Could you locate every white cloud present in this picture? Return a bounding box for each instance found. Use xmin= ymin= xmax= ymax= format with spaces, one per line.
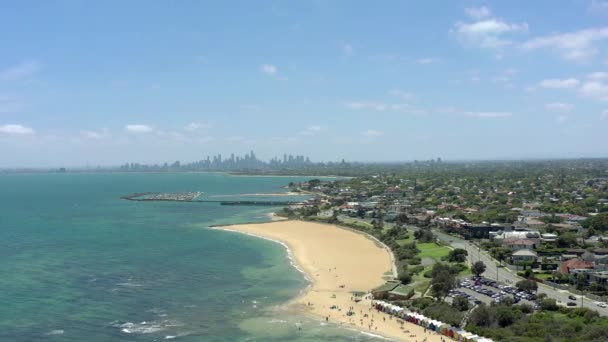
xmin=452 ymin=13 xmax=529 ymax=49
xmin=184 ymin=122 xmax=209 ymax=131
xmin=343 ymin=43 xmax=355 ymax=56
xmin=545 ymin=102 xmax=574 ymax=112
xmin=260 ymin=64 xmax=277 ymax=75
xmin=589 ymin=0 xmax=608 ymax=13
xmin=125 ymin=124 xmax=153 ymax=133
xmin=465 ymin=6 xmax=492 ymax=19
xmin=524 ymin=86 xmax=537 ymax=93
xmin=538 ymin=78 xmax=580 ymax=89
xmin=346 ymin=101 xmax=389 ymax=111
xmin=579 ymin=80 xmax=608 ymax=101
xmin=522 ymin=27 xmax=608 ymax=62
xmin=588 ymin=71 xmax=608 ymax=80
xmin=416 ymin=57 xmax=439 ymax=64
xmin=388 ymin=89 xmax=414 ymax=99
xmin=361 ymin=129 xmax=383 ymax=137
xmin=0 ymin=61 xmax=42 ymax=81
xmin=0 ymin=124 xmax=34 ymax=135
xmin=556 ymin=114 xmax=568 ymax=123
xmin=300 ymin=125 xmax=327 ymax=135
xmin=464 ymin=111 xmax=512 ymax=118
xmin=81 ymin=129 xmax=109 ymax=139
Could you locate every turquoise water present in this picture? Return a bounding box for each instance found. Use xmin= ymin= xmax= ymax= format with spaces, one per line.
xmin=0 ymin=173 xmax=379 ymax=341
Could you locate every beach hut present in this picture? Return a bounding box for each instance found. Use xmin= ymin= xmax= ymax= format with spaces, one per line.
xmin=460 ymin=332 xmax=474 ymax=342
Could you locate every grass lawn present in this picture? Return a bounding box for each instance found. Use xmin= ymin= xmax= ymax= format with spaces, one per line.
xmin=534 ymin=273 xmax=553 ymax=280
xmin=396 ymin=234 xmax=415 ymax=246
xmin=459 ymin=267 xmax=472 ymax=277
xmin=417 ymin=242 xmax=451 ymax=260
xmin=338 ymin=217 xmax=373 ymax=229
xmin=410 ymin=265 xmax=432 ymax=293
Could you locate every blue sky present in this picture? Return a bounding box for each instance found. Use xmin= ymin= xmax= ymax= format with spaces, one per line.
xmin=1 ymin=0 xmax=608 ymax=167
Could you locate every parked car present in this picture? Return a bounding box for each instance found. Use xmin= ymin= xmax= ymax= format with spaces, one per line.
xmin=597 ymin=302 xmax=607 ymax=308
xmin=567 ymin=302 xmax=577 ymax=306
xmin=568 ymin=295 xmax=577 ymax=300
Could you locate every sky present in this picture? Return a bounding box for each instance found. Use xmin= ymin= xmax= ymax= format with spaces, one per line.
xmin=1 ymin=0 xmax=608 ymax=167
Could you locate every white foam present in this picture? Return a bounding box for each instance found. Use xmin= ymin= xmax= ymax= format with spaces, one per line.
xmin=359 ymin=331 xmax=391 ymax=339
xmin=212 ymin=227 xmax=312 ymax=283
xmin=165 ymin=336 xmax=176 ymax=340
xmin=268 ymin=319 xmax=287 ymax=324
xmin=45 ymin=329 xmax=64 ymax=336
xmin=117 ymin=282 xmax=143 ymax=287
xmin=117 ymin=321 xmax=165 ymax=334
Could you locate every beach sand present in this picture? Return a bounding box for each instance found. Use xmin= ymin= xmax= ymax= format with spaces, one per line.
xmin=214 ymin=220 xmax=451 ymax=341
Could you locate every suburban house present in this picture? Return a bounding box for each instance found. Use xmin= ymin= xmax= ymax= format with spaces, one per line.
xmin=541 ymin=233 xmax=558 ymax=243
xmin=511 ymin=250 xmax=538 ymax=265
xmin=505 ymin=239 xmax=537 ymax=251
xmin=559 ymin=258 xmax=594 ymax=275
xmin=491 ymin=230 xmax=541 ymax=246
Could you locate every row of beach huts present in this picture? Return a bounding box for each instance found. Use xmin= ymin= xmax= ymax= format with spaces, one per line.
xmin=372 ymin=301 xmax=494 ymax=342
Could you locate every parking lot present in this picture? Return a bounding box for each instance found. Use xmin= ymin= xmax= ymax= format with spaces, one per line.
xmin=448 ymin=276 xmax=537 ymax=308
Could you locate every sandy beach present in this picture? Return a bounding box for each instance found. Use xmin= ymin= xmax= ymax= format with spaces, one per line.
xmin=214 ymin=220 xmax=451 ymax=341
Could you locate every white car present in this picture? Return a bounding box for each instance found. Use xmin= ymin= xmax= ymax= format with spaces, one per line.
xmin=597 ymin=302 xmax=608 ymax=308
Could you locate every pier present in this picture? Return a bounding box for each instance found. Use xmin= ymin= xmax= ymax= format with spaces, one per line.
xmin=121 ymin=192 xmax=300 ymax=206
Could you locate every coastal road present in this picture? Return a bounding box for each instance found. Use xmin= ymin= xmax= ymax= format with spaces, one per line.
xmin=407 ymin=226 xmax=608 ymax=316
xmin=337 ymin=219 xmax=608 ymax=315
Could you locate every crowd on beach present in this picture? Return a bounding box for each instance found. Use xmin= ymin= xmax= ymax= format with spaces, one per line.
xmin=302 ymin=294 xmax=447 ymax=342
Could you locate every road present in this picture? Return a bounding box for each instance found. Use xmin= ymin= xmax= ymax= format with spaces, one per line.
xmin=406 ymin=225 xmax=608 ymax=316
xmin=336 ymin=216 xmax=608 ymax=315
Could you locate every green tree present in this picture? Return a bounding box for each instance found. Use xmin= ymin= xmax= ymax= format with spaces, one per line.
xmin=582 ymin=213 xmax=608 ymax=232
xmin=430 ymin=263 xmax=457 ymax=301
xmin=495 ymin=306 xmax=516 ymax=327
xmin=557 ymin=232 xmax=578 ymax=248
xmin=472 ymin=261 xmax=487 ymax=277
xmin=538 ymin=298 xmax=559 ymax=311
xmin=516 ymin=279 xmax=538 ymax=293
xmin=446 ymin=248 xmax=468 ymax=263
xmin=469 ymin=304 xmax=494 ymax=327
xmin=398 ymin=272 xmax=412 ymax=285
xmin=452 ymin=296 xmax=470 ymax=311
xmin=492 ymin=247 xmax=512 ymax=265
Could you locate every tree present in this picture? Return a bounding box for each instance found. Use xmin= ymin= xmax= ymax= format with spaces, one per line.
xmin=469 ymin=304 xmax=493 ymax=327
xmin=575 ymin=273 xmax=587 ymax=290
xmin=492 ymin=247 xmax=512 ymax=265
xmin=516 ymin=279 xmax=538 ymax=293
xmin=398 ymin=272 xmax=412 ymax=285
xmin=447 ymin=248 xmax=468 ymax=263
xmin=472 ymin=261 xmax=487 ymax=277
xmin=557 ymin=232 xmax=578 ymax=248
xmin=495 ymin=306 xmax=516 ymax=327
xmin=414 ymin=227 xmax=436 ymax=242
xmin=538 ymin=298 xmax=559 ymax=311
xmin=582 ymin=213 xmax=608 ymax=232
xmin=551 ymin=271 xmax=564 ymax=283
xmin=430 ymin=263 xmax=457 ymax=301
xmin=452 ymin=296 xmax=470 ymax=311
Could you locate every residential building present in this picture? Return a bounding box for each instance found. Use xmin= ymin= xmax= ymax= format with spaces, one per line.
xmin=511 ymin=250 xmax=538 ymax=264
xmin=559 ymin=258 xmax=594 ymax=275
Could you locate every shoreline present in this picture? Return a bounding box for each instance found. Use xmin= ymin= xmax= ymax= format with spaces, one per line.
xmin=211 ymin=220 xmax=450 ymax=341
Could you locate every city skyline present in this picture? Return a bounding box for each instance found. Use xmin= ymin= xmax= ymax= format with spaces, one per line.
xmin=1 ymin=1 xmax=608 ymax=167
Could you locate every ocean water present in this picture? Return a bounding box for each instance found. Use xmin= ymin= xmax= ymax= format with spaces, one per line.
xmin=0 ymin=173 xmax=380 ymax=341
